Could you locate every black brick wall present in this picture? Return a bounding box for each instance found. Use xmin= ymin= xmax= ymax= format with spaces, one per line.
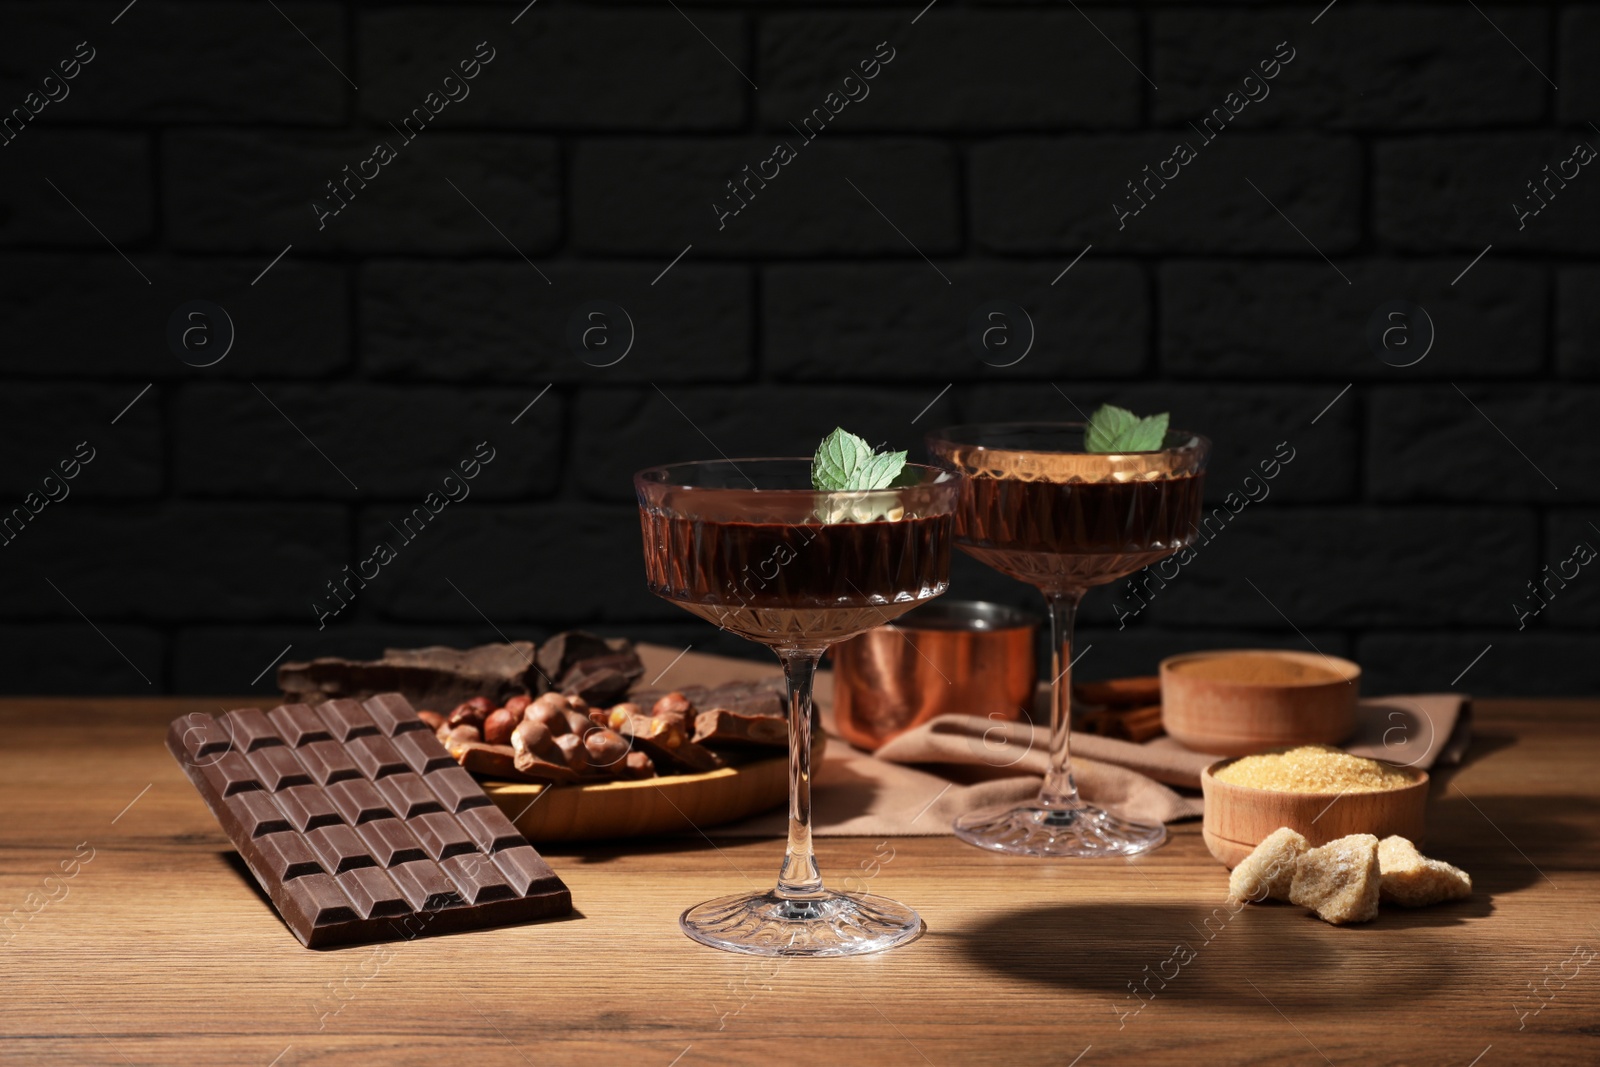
xmin=1 ymin=1 xmax=1595 ymax=697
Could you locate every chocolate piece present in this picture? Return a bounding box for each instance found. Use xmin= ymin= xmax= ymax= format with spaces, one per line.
xmin=493 ymin=846 xmax=564 ymax=897
xmin=375 ymin=773 xmax=445 ymax=820
xmin=274 ymin=784 xmax=343 ymax=833
xmin=560 ymin=666 xmax=633 ymax=707
xmin=693 ymin=708 xmax=787 ymax=748
xmin=316 ymin=699 xmax=381 ymax=743
xmin=324 ymin=779 xmax=395 ymax=825
xmin=410 ymin=812 xmax=477 ymax=862
xmin=612 ymin=713 xmax=725 ymax=774
xmin=391 ymin=730 xmax=455 ymax=776
xmin=631 ymin=678 xmax=786 ymax=721
xmin=200 ymin=751 xmax=262 ymax=797
xmin=535 ymin=631 xmax=615 ymax=682
xmin=336 ymin=866 xmax=411 ymax=920
xmin=348 ymin=734 xmax=408 ymax=780
xmin=297 ymin=740 xmax=362 ymax=787
xmin=224 ymin=791 xmax=293 ymax=839
xmin=277 ymin=642 xmax=545 ymax=713
xmin=357 ymin=819 xmax=428 ymax=868
xmin=306 ymin=824 xmax=377 ymax=873
xmin=424 ymin=766 xmax=492 ymax=814
xmin=172 ymin=712 xmax=233 ymax=763
xmin=246 ymin=746 xmax=314 ymax=792
xmin=388 ymin=859 xmax=463 ymax=912
xmin=511 ymin=747 xmax=582 ymax=784
xmin=362 ymin=693 xmax=429 ymax=737
xmin=456 ymin=805 xmax=522 ymax=854
xmin=166 ymin=694 xmax=571 ymax=949
xmin=441 ymin=853 xmax=518 ymax=905
xmin=221 ymin=708 xmax=284 ymax=752
xmin=268 ymin=704 xmax=333 ymax=747
xmin=447 ymin=740 xmax=520 ymax=781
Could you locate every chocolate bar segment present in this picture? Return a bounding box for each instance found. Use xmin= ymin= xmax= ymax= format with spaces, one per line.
xmin=348 ymin=734 xmax=408 ymax=780
xmin=173 ymin=712 xmax=234 ymax=763
xmin=316 ymin=699 xmax=381 ymax=742
xmin=166 ymin=695 xmax=570 ymax=949
xmin=220 ymin=708 xmax=284 ymax=752
xmin=200 ymin=751 xmax=262 ymax=797
xmin=268 ymin=704 xmax=333 ymax=747
xmin=325 ymin=778 xmax=395 ymax=826
xmin=391 ymin=730 xmax=455 ymax=776
xmin=375 ymin=773 xmax=445 ymax=820
xmin=273 ymin=784 xmax=342 ymax=833
xmin=362 ymin=693 xmax=430 ymax=737
xmin=297 ymin=740 xmax=362 ymax=787
xmin=424 ymin=766 xmax=493 ymax=814
xmin=246 ymin=746 xmax=314 ymax=792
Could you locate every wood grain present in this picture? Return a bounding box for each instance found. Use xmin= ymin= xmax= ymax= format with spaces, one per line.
xmin=2 ymin=696 xmax=1598 ymax=1066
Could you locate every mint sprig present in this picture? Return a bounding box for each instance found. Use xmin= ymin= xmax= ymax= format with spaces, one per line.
xmin=811 ymin=427 xmax=911 ymax=491
xmin=1085 ymin=404 xmax=1170 ymax=453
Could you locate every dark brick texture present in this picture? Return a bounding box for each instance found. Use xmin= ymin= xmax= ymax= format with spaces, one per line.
xmin=0 ymin=2 xmax=1594 ymax=696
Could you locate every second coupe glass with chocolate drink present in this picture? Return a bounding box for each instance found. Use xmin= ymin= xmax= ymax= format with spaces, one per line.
xmin=928 ymin=412 xmax=1209 ymax=858
xmin=637 ymin=429 xmax=958 ymax=955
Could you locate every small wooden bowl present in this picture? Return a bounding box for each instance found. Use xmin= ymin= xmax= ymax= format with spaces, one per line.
xmin=1200 ymin=757 xmax=1428 ymax=868
xmin=1160 ymin=649 xmax=1361 ymax=756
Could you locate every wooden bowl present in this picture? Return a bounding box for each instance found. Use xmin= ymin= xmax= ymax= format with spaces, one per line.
xmin=1160 ymin=649 xmax=1361 ymax=756
xmin=483 ymin=755 xmax=787 ymax=842
xmin=1200 ymin=757 xmax=1428 ymax=868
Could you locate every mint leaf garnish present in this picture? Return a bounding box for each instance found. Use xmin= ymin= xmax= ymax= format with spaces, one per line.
xmin=810 ymin=427 xmax=909 ymax=491
xmin=1085 ymin=404 xmax=1170 ymax=453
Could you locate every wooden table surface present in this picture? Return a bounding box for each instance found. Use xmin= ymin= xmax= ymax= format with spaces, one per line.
xmin=2 ymin=696 xmax=1597 ymax=1066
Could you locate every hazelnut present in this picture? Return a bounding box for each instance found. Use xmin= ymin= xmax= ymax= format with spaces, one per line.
xmin=623 ymin=750 xmax=656 ymax=779
xmin=528 ymin=692 xmax=569 ymax=721
xmin=563 ymin=694 xmax=591 ymax=714
xmin=416 ymin=709 xmax=446 ymax=731
xmin=447 ymin=701 xmax=490 ymax=729
xmin=527 ymin=701 xmax=572 ymax=735
xmin=447 ymin=724 xmax=481 ymax=745
xmin=466 ymin=696 xmax=494 ymax=713
xmin=584 ymin=728 xmax=630 ymax=769
xmin=554 ymin=732 xmax=590 ymax=773
xmin=564 ymin=709 xmax=593 ymax=736
xmin=652 ymin=692 xmax=694 ymax=718
xmin=504 ymin=694 xmax=533 ymax=716
xmin=482 ymin=709 xmax=517 ymax=746
xmin=511 ymin=719 xmax=559 ymax=761
xmin=606 ymin=702 xmax=644 ymax=730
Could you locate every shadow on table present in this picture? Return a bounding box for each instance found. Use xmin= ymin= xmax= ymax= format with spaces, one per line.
xmin=949 ymin=899 xmax=1484 ymax=1011
xmin=1420 ymin=791 xmax=1600 ymax=893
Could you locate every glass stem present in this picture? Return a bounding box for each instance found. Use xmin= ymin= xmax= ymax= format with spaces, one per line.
xmin=775 ymin=648 xmax=826 ymax=901
xmin=1038 ymin=588 xmax=1085 ymax=809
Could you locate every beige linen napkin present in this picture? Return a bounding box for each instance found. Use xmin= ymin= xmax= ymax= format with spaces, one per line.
xmin=719 ymin=694 xmax=1470 ymax=837
xmin=628 ymin=647 xmax=1470 ymax=838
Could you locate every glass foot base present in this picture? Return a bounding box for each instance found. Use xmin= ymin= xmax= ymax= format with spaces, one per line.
xmin=680 ymin=890 xmax=924 ymax=957
xmin=953 ymin=802 xmax=1167 ymax=858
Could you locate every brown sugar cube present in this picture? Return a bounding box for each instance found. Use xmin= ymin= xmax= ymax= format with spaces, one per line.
xmin=1288 ymin=833 xmax=1381 ymax=925
xmin=1227 ymin=827 xmax=1308 ymax=905
xmin=1377 ymin=836 xmax=1472 ymax=907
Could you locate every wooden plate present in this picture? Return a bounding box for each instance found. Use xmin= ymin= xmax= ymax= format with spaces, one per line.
xmin=482 ymin=756 xmax=787 ymax=842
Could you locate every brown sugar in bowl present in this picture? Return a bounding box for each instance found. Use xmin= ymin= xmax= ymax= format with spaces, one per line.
xmin=1200 ymin=753 xmax=1428 ymax=869
xmin=1159 ymin=649 xmax=1360 ymax=756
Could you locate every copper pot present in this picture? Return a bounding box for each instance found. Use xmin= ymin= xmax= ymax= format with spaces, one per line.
xmin=831 ymin=600 xmax=1038 ymax=751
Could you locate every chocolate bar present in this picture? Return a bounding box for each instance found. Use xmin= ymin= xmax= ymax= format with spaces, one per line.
xmin=167 ymin=694 xmax=571 ymax=948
